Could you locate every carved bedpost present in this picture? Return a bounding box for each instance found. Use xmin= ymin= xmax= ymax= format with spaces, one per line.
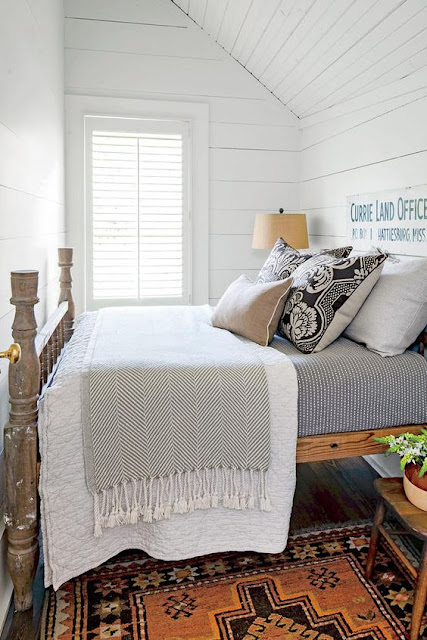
xmin=4 ymin=271 xmax=40 ymax=611
xmin=58 ymin=247 xmax=75 ymax=340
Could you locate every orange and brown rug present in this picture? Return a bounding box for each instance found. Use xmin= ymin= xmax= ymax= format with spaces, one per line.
xmin=41 ymin=523 xmax=425 ymax=639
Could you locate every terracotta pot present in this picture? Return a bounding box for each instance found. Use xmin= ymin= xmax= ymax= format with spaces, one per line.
xmin=403 ymin=464 xmax=427 ymax=511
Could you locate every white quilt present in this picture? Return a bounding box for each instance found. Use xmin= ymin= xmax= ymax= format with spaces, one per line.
xmin=39 ymin=306 xmax=298 ymax=589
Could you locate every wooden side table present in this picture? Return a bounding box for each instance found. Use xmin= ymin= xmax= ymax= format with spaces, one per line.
xmin=366 ymin=478 xmax=427 ymax=640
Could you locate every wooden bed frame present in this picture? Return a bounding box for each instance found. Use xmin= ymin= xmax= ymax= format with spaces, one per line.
xmin=2 ymin=247 xmax=426 ymax=611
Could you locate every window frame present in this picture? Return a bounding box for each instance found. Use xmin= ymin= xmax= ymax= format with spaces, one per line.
xmin=85 ymin=115 xmax=192 ymax=309
xmin=65 ymin=95 xmax=209 ymax=313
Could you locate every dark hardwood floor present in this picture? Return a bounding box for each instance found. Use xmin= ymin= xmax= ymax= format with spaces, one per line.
xmin=2 ymin=457 xmax=380 ymax=640
xmin=290 ymin=457 xmax=380 ymax=531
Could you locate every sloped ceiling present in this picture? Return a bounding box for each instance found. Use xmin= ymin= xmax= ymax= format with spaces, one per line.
xmin=172 ymin=0 xmax=427 ymax=119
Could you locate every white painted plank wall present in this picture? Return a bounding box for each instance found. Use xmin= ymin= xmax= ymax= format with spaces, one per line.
xmin=64 ymin=0 xmax=300 ymax=306
xmin=299 ymin=65 xmax=427 ymax=478
xmin=0 ymin=0 xmax=65 ymax=627
xmin=300 ymin=77 xmax=427 ymax=254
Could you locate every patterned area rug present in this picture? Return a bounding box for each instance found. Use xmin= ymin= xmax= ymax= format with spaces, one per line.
xmin=41 ymin=524 xmax=426 ymax=639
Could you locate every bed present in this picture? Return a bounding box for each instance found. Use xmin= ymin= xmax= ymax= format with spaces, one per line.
xmin=3 ymin=248 xmax=426 ymax=610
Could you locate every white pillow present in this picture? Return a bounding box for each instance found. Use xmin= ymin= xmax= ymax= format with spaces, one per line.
xmin=344 ymin=255 xmax=427 ymax=356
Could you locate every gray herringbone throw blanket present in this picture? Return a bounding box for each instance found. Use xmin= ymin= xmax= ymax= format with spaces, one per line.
xmin=82 ymin=306 xmax=271 ymax=536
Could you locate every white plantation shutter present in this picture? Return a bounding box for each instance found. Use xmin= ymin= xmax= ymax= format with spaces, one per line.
xmin=86 ymin=117 xmax=190 ymax=306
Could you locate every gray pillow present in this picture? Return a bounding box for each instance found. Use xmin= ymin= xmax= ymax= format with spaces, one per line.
xmin=278 ymin=252 xmax=388 ymax=353
xmin=256 ymin=238 xmax=352 ymax=284
xmin=344 ymin=255 xmax=427 ymax=356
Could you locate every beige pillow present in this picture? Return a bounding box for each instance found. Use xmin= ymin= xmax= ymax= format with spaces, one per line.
xmin=212 ymin=274 xmax=293 ymax=346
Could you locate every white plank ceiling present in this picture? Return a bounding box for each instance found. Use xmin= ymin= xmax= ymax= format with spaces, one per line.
xmin=172 ymin=0 xmax=427 ymax=119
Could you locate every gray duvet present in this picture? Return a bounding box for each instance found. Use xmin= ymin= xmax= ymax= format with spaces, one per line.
xmin=272 ymin=335 xmax=427 ymax=436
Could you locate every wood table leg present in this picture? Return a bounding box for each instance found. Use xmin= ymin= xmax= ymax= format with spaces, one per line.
xmin=365 ymin=498 xmax=386 ymax=579
xmin=410 ymin=542 xmax=427 ymax=640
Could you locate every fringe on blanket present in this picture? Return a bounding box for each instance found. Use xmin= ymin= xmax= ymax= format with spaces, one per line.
xmin=93 ymin=467 xmax=271 ymax=537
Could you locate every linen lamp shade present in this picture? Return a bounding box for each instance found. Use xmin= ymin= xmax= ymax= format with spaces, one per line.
xmin=252 ymin=212 xmax=309 ymax=249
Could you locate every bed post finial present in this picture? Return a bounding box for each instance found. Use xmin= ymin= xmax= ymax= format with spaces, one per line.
xmin=4 ymin=270 xmax=40 ymax=611
xmin=58 ymin=247 xmax=75 ymax=340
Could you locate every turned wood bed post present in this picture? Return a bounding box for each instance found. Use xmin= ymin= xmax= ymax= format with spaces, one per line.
xmin=4 ymin=271 xmax=40 ymax=611
xmin=58 ymin=247 xmax=75 ymax=339
xmin=4 ymin=249 xmax=75 ymax=611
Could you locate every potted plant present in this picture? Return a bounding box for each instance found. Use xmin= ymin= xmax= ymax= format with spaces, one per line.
xmin=374 ymin=430 xmax=427 ymax=511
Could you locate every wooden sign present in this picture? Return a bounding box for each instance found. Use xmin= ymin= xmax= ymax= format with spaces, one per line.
xmin=346 ymin=187 xmax=427 ymax=256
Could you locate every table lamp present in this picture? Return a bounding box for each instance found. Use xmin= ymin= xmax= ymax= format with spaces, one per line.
xmin=252 ymin=209 xmax=308 ymax=249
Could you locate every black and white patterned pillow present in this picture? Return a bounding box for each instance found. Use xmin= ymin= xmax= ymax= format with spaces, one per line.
xmin=278 ymin=252 xmax=388 ymax=353
xmin=256 ymin=238 xmax=352 ymax=284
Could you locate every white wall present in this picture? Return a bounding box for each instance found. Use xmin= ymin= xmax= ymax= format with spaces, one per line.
xmin=299 ymin=74 xmax=427 ymax=251
xmin=299 ymin=69 xmax=427 ymax=477
xmin=64 ymin=0 xmax=299 ymax=305
xmin=0 ymin=0 xmax=65 ymax=625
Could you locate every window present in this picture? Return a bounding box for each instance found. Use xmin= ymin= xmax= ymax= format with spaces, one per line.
xmin=85 ymin=116 xmax=191 ymax=306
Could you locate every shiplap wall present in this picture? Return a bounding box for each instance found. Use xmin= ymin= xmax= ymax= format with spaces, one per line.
xmin=299 ymin=62 xmax=427 ymax=478
xmin=300 ymin=70 xmax=427 ymax=252
xmin=64 ymin=0 xmax=299 ymax=306
xmin=0 ymin=0 xmax=65 ymax=625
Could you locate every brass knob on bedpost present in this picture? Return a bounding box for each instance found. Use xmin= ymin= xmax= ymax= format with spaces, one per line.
xmin=0 ymin=343 xmax=21 ymax=364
